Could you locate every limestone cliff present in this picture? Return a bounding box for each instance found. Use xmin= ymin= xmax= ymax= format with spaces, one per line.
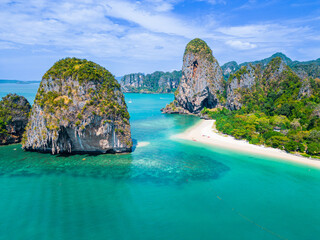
xmin=22 ymin=58 xmax=132 ymax=154
xmin=120 ymin=71 xmax=181 ymax=93
xmin=225 ymin=57 xmax=298 ymax=111
xmin=0 ymin=94 xmax=31 ymax=145
xmin=226 ymin=65 xmax=260 ymax=110
xmin=221 ymin=61 xmax=239 ymax=80
xmin=162 ymin=38 xmax=224 ymax=114
xmin=120 ymin=73 xmax=145 ymax=92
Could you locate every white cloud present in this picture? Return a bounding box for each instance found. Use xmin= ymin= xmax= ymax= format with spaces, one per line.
xmin=102 ymin=0 xmax=204 ymax=38
xmin=226 ymin=40 xmax=257 ymax=50
xmin=0 ymin=0 xmax=319 ymax=78
xmin=196 ymin=0 xmax=226 ymax=5
xmin=0 ymin=41 xmax=17 ymax=50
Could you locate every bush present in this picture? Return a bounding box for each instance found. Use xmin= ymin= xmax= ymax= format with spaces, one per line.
xmin=263 ymin=131 xmax=283 ymax=140
xmin=284 ymin=140 xmax=298 ymax=152
xmin=267 ymin=135 xmax=289 ymax=149
xmin=307 ymin=142 xmax=320 ymax=155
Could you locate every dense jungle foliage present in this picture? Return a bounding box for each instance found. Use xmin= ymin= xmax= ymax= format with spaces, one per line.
xmin=203 ymin=57 xmax=320 ymax=157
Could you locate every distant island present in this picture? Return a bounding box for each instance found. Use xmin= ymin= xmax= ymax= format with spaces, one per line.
xmin=22 ymin=57 xmax=132 ymax=154
xmin=120 ymin=71 xmax=182 ymax=93
xmin=0 ymin=79 xmax=40 ymax=84
xmin=162 ymin=38 xmax=320 ymax=160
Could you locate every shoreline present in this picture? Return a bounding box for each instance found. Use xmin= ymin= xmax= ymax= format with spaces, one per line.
xmin=173 ymin=119 xmax=320 ymax=169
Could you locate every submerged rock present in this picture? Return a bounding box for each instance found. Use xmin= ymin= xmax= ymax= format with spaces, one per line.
xmin=162 ymin=38 xmax=224 ymax=114
xmin=22 ymin=58 xmax=132 ymax=154
xmin=0 ymin=94 xmax=31 ymax=145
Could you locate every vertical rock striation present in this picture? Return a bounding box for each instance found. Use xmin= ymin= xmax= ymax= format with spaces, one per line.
xmin=162 ymin=38 xmax=224 ymax=114
xmin=226 ymin=65 xmax=260 ymax=110
xmin=22 ymin=58 xmax=132 ymax=154
xmin=0 ymin=94 xmax=31 ymax=145
xmin=120 ymin=71 xmax=181 ymax=93
xmin=120 ymin=73 xmax=145 ymax=92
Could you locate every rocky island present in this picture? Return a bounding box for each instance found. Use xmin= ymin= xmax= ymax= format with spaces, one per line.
xmin=22 ymin=58 xmax=132 ymax=154
xmin=120 ymin=70 xmax=181 ymax=93
xmin=160 ymin=38 xmax=319 ymax=158
xmin=162 ymin=38 xmax=225 ymax=114
xmin=0 ymin=94 xmax=31 ymax=145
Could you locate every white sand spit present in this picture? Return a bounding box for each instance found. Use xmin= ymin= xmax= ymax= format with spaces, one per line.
xmin=172 ymin=120 xmax=320 ymax=169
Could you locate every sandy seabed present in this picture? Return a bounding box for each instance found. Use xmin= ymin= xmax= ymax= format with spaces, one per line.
xmin=173 ymin=119 xmax=320 ymax=169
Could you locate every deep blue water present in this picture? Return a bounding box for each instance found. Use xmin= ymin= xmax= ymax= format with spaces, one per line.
xmin=0 ymin=84 xmax=320 ymax=240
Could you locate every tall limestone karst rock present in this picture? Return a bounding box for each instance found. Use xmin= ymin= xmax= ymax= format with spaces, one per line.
xmin=23 ymin=58 xmax=132 ymax=154
xmin=0 ymin=94 xmax=31 ymax=145
xmin=162 ymin=38 xmax=224 ymax=114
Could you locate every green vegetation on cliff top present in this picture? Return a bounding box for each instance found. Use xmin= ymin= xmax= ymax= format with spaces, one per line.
xmin=222 ymin=52 xmax=320 ymax=80
xmin=203 ymin=57 xmax=320 ymax=157
xmin=184 ymin=38 xmax=214 ymax=62
xmin=43 ymin=57 xmax=120 ymax=86
xmin=32 ymin=58 xmax=129 ymax=134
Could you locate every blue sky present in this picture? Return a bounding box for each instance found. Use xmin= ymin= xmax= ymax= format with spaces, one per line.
xmin=0 ymin=0 xmax=320 ymax=80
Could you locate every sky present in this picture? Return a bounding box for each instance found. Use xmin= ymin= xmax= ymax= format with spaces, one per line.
xmin=0 ymin=0 xmax=320 ymax=80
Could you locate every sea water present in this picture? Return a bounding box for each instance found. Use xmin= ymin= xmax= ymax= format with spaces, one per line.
xmin=0 ymin=83 xmax=320 ymax=240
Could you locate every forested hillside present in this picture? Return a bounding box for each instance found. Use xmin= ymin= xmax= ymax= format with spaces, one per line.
xmin=203 ymin=57 xmax=320 ymax=157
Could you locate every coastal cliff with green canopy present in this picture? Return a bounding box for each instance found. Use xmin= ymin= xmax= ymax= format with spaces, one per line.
xmin=23 ymin=57 xmax=132 ymax=154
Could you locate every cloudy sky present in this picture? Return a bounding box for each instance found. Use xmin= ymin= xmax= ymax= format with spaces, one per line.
xmin=1 ymin=0 xmax=320 ymax=80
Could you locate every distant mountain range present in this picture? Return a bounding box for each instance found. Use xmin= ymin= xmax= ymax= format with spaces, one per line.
xmin=221 ymin=52 xmax=320 ymax=80
xmin=120 ymin=53 xmax=320 ymax=93
xmin=0 ymin=80 xmax=40 ymax=84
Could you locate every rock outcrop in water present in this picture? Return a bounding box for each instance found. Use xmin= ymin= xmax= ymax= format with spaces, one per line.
xmin=0 ymin=94 xmax=31 ymax=145
xmin=22 ymin=58 xmax=132 ymax=154
xmin=162 ymin=38 xmax=224 ymax=114
xmin=120 ymin=70 xmax=181 ymax=93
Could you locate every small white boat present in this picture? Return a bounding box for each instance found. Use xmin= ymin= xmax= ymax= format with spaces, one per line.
xmin=128 ymin=99 xmax=132 ymax=103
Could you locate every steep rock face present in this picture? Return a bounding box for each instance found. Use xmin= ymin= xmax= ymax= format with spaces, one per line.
xmin=226 ymin=65 xmax=259 ymax=110
xmin=224 ymin=57 xmax=299 ymax=112
xmin=221 ymin=61 xmax=239 ymax=80
xmin=157 ymin=73 xmax=180 ymax=93
xmin=120 ymin=71 xmax=181 ymax=93
xmin=299 ymin=78 xmax=313 ymax=98
xmin=22 ymin=58 xmax=132 ymax=154
xmin=0 ymin=94 xmax=31 ymax=145
xmin=163 ymin=38 xmax=224 ymax=114
xmin=120 ymin=73 xmax=145 ymax=92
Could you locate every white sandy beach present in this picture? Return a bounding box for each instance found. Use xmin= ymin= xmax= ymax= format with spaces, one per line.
xmin=173 ymin=119 xmax=320 ymax=169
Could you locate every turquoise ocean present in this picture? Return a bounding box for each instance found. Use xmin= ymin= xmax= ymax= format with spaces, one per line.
xmin=0 ymin=83 xmax=320 ymax=240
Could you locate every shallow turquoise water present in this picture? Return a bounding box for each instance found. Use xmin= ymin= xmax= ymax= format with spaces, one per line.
xmin=0 ymin=86 xmax=320 ymax=240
